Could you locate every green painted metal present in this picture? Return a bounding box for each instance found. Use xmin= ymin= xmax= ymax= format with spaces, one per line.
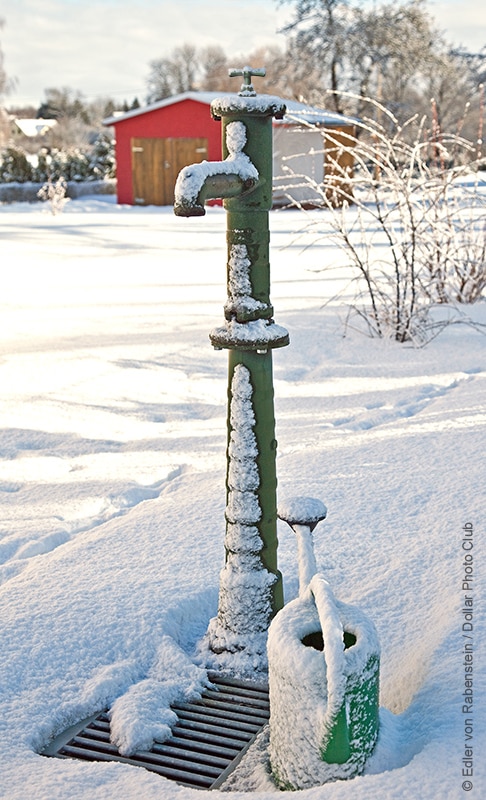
xmin=227 ymin=349 xmax=284 ymax=613
xmin=320 ymin=653 xmax=380 ymax=767
xmin=227 ymin=66 xmax=266 ymax=96
xmin=174 ymin=69 xmax=288 ymax=642
xmin=321 ymin=704 xmax=351 ymax=764
xmin=214 ymin=88 xmax=289 ymax=619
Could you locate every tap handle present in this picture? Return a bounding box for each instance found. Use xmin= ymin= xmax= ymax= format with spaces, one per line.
xmin=228 ymin=65 xmax=266 ymax=96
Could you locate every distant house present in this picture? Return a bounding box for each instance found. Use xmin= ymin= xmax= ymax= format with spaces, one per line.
xmin=103 ymin=92 xmax=356 ymax=208
xmin=13 ymin=118 xmax=58 ymax=137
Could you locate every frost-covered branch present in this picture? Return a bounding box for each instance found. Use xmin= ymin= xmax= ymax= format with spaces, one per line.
xmin=276 ymin=96 xmax=486 ymax=343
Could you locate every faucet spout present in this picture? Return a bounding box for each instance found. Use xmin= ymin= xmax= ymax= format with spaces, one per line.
xmin=173 ymin=120 xmax=259 ymax=217
xmin=174 ymin=164 xmax=257 ymax=217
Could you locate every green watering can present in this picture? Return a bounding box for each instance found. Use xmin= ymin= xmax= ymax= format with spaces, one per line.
xmin=267 ymin=497 xmax=380 ymax=789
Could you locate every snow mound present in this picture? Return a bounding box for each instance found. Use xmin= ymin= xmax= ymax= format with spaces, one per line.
xmin=109 ymin=635 xmax=210 ymax=755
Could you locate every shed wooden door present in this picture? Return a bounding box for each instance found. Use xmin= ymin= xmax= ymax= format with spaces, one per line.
xmin=131 ymin=137 xmax=208 ymax=206
xmin=324 ymin=126 xmax=355 ymax=206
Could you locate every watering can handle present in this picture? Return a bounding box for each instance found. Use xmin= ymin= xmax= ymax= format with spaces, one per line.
xmin=308 ymin=575 xmax=348 ymax=734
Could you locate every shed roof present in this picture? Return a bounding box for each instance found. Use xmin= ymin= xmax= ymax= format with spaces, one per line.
xmin=103 ymin=92 xmax=357 ymax=128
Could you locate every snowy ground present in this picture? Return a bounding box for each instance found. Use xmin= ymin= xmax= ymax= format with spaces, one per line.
xmin=0 ymin=195 xmax=484 ymax=799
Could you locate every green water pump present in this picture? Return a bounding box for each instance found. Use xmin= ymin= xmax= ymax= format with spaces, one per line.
xmin=174 ymin=68 xmax=288 ymax=668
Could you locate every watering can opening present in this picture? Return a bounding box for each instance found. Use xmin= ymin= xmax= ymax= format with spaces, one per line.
xmin=301 ymin=629 xmax=357 ymax=652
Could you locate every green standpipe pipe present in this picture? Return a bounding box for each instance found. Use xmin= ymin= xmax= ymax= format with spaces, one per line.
xmin=226 ymin=348 xmax=284 ymax=612
xmin=174 ymin=68 xmax=288 ymax=664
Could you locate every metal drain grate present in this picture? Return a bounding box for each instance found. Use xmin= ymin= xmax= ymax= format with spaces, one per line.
xmin=42 ymin=672 xmax=269 ymax=789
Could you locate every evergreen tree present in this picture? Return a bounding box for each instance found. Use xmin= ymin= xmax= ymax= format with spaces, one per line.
xmin=37 ymin=87 xmax=87 ymax=121
xmin=0 ymin=146 xmax=33 ymax=182
xmin=32 ymin=150 xmax=50 ymax=182
xmin=89 ymin=133 xmax=116 ymax=180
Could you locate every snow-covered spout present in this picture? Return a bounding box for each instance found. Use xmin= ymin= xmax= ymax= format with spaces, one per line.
xmin=277 ymin=495 xmax=327 ymax=596
xmin=293 ymin=524 xmax=318 ymax=595
xmin=174 ymin=121 xmax=259 ymax=217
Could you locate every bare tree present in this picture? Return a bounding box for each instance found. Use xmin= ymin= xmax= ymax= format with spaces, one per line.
xmin=146 ymin=43 xmax=199 ymax=102
xmin=424 ymin=48 xmax=486 ymax=143
xmin=0 ymin=18 xmax=12 ymax=99
xmin=146 ymin=42 xmax=293 ymax=99
xmin=346 ymin=1 xmax=441 ymax=117
xmin=38 ymin=87 xmax=90 ymax=122
xmin=200 ymin=45 xmax=232 ymax=92
xmin=0 ymin=18 xmax=17 ymax=146
xmin=233 ymin=43 xmax=303 ymax=98
xmin=145 ymin=40 xmax=310 ymax=103
xmin=278 ymin=0 xmax=484 ymax=131
xmin=28 ymin=87 xmax=121 ymax=151
xmin=278 ymin=0 xmax=355 ymax=113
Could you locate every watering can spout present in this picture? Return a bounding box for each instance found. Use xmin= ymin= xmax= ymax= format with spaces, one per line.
xmin=277 ymin=496 xmax=328 ymax=595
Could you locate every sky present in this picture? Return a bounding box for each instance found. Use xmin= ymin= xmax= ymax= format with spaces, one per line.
xmin=1 ymin=0 xmax=485 ymax=110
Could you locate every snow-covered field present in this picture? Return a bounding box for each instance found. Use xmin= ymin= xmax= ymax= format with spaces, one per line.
xmin=0 ymin=195 xmax=484 ymax=799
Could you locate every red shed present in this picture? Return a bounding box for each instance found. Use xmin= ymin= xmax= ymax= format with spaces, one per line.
xmin=103 ymin=92 xmax=356 ymax=207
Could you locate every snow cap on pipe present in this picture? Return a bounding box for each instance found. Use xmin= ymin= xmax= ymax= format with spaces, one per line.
xmin=278 ymin=496 xmax=328 ymax=532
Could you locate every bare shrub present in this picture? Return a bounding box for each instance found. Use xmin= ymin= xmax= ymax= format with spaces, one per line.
xmin=37 ymin=176 xmax=69 ymax=215
xmin=278 ymin=97 xmax=486 ymax=343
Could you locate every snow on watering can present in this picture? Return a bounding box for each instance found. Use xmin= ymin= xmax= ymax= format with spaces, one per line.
xmin=267 ymin=497 xmax=380 ymax=790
